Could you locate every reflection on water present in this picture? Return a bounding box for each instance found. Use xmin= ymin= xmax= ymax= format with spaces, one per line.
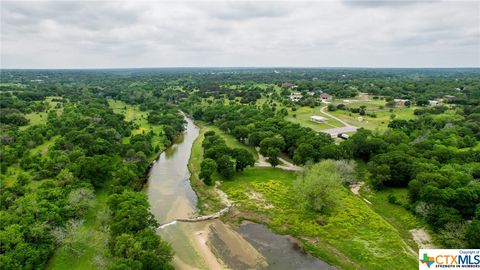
xmin=235 ymin=221 xmax=333 ymax=270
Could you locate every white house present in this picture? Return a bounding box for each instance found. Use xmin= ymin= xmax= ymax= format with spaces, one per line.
xmin=310 ymin=115 xmax=327 ymax=123
xmin=393 ymin=99 xmax=409 ymax=106
xmin=290 ymin=92 xmax=303 ymax=102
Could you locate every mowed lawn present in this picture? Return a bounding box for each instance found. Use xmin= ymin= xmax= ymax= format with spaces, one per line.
xmin=221 ymin=167 xmax=418 ymax=270
xmin=284 ymin=106 xmax=344 ymax=131
xmin=328 ymin=98 xmax=418 ymax=131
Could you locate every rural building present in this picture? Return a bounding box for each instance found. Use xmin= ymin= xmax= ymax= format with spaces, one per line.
xmin=338 ymin=133 xmax=349 ymax=140
xmin=282 ymin=82 xmax=298 ymax=89
xmin=310 ymin=115 xmax=327 ymax=123
xmin=443 ymin=95 xmax=456 ymax=101
xmin=393 ymin=99 xmax=409 ymax=106
xmin=319 ymin=93 xmax=331 ymax=101
xmin=429 ymin=100 xmax=439 ymax=106
xmin=290 ymin=92 xmax=303 ymax=102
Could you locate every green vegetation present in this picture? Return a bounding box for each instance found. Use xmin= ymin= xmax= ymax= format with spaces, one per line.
xmin=221 ymin=166 xmax=417 ymax=269
xmin=360 ymin=187 xmax=425 ymax=249
xmin=47 ymin=188 xmax=109 ymax=270
xmin=108 ymin=99 xmax=166 ymax=151
xmin=328 ymin=98 xmax=418 ymax=130
xmin=1 ymin=68 xmax=479 ymax=269
xmin=188 ymin=124 xmax=226 ymax=214
xmin=1 ymin=81 xmax=183 ymax=269
xmin=285 ymin=106 xmax=344 ymax=131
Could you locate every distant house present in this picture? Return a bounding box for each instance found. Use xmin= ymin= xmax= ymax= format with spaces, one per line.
xmin=310 ymin=115 xmax=327 ymax=123
xmin=282 ymin=83 xmax=298 ymax=89
xmin=337 ymin=133 xmax=349 ymax=140
xmin=429 ymin=100 xmax=439 ymax=106
xmin=289 ymin=92 xmax=303 ymax=102
xmin=393 ymin=99 xmax=409 ymax=106
xmin=443 ymin=95 xmax=456 ymax=101
xmin=319 ymin=93 xmax=331 ymax=101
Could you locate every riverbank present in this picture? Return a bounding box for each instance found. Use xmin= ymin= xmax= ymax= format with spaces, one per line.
xmin=220 ymin=167 xmax=418 ymax=269
xmin=188 ymin=122 xmax=227 ymax=214
xmin=187 ymin=120 xmax=420 ymax=269
xmin=47 ymin=108 xmax=177 ymax=270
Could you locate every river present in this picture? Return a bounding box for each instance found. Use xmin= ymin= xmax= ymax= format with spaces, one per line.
xmin=145 ymin=117 xmax=331 ymax=269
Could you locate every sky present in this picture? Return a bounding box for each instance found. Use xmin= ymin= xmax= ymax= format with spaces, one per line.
xmin=1 ymin=0 xmax=479 ymax=68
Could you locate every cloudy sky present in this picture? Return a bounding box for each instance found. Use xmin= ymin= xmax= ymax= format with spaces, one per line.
xmin=1 ymin=0 xmax=479 ymax=68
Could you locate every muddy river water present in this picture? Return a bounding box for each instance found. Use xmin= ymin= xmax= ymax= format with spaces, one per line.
xmin=145 ymin=117 xmax=331 ymax=269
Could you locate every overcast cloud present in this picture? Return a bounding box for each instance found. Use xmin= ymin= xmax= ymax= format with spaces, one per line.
xmin=1 ymin=0 xmax=479 ymax=68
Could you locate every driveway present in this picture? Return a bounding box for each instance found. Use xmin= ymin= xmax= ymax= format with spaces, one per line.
xmin=319 ymin=106 xmax=358 ymax=137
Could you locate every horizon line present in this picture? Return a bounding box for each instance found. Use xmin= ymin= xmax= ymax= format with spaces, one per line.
xmin=1 ymin=66 xmax=479 ymax=70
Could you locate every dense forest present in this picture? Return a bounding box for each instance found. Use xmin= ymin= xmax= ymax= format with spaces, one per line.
xmin=1 ymin=68 xmax=479 ymax=269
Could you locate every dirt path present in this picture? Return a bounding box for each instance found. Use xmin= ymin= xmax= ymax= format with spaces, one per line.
xmin=255 ymin=148 xmax=302 ymax=171
xmin=410 ymin=228 xmax=436 ymax=249
xmin=319 ymin=106 xmax=358 ymax=137
xmin=350 ymin=181 xmax=364 ymax=195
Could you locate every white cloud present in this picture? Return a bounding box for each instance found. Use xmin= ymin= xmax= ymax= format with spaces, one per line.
xmin=1 ymin=0 xmax=479 ymax=68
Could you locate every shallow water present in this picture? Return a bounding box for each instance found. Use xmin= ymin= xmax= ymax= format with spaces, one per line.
xmin=235 ymin=221 xmax=333 ymax=270
xmin=146 ymin=117 xmax=330 ymax=269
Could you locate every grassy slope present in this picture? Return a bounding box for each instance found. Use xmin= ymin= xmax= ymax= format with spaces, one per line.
xmin=360 ymin=187 xmax=425 ymax=249
xmin=221 ymin=168 xmax=418 ymax=270
xmin=187 ymin=120 xmax=419 ymax=269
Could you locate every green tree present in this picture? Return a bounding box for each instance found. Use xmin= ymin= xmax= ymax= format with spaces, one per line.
xmin=466 ymin=220 xmax=480 ymax=248
xmin=216 ymin=155 xmax=235 ymax=179
xmin=200 ymin=158 xmax=217 ymax=185
xmin=232 ymin=148 xmax=254 ymax=171
xmin=293 ymin=160 xmax=342 ymax=213
xmin=293 ymin=143 xmax=315 ymax=165
xmin=267 ymin=147 xmax=280 ymax=167
xmin=259 ymin=135 xmax=285 ymax=156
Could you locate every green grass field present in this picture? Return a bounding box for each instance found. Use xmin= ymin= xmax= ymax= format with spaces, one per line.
xmin=220 ymin=167 xmax=418 ymax=269
xmin=187 ymin=119 xmax=420 ymax=269
xmin=30 ymin=135 xmax=59 ymax=156
xmin=0 ymin=83 xmax=26 ymax=88
xmin=284 ymin=106 xmax=344 ymax=131
xmin=328 ymin=98 xmax=418 ymax=131
xmin=108 ymin=99 xmax=166 ymax=157
xmin=360 ymin=186 xmax=426 ymax=249
xmin=20 ymin=96 xmax=63 ymax=130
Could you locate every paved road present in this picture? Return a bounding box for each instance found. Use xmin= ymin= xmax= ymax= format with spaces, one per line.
xmin=319 ymin=106 xmax=358 ymax=137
